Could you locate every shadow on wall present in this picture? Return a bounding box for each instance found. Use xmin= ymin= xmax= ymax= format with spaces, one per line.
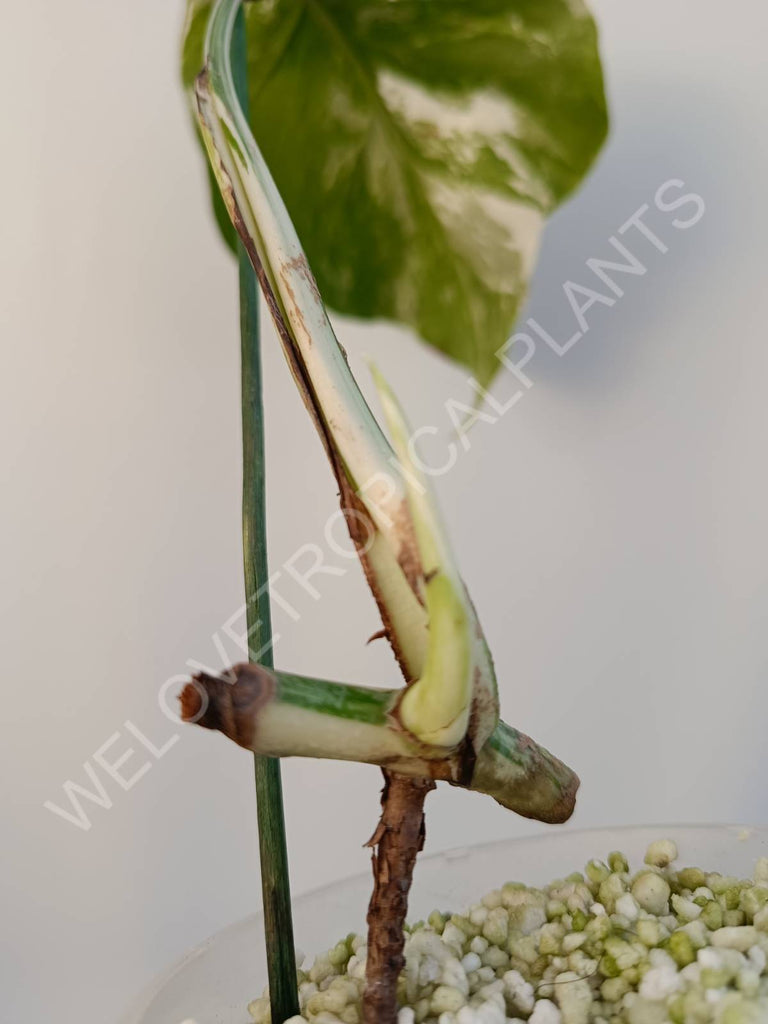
xmin=518 ymin=73 xmax=739 ymax=398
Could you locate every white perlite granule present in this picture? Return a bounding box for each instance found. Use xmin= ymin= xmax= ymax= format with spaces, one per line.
xmin=248 ymin=844 xmax=768 ymax=1024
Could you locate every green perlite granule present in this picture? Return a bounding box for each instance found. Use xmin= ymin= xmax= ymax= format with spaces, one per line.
xmin=248 ymin=841 xmax=768 ymax=1024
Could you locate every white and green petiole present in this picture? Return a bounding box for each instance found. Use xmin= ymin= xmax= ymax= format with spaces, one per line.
xmin=195 ymin=0 xmax=427 ymax=685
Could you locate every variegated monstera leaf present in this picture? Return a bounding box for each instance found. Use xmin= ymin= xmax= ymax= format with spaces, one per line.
xmin=182 ymin=0 xmax=608 ymax=387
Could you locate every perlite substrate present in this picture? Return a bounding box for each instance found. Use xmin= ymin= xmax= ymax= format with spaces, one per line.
xmin=248 ymin=840 xmax=768 ymax=1024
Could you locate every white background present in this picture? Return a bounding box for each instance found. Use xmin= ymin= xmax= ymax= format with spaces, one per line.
xmin=2 ymin=1 xmax=767 ymax=1021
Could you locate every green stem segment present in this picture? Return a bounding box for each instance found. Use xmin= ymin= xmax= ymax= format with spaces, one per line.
xmin=234 ymin=10 xmax=299 ymax=1022
xmin=180 ymin=664 xmax=579 ymax=825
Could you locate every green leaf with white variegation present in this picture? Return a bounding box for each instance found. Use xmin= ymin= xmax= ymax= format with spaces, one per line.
xmin=182 ymin=0 xmax=607 ymax=386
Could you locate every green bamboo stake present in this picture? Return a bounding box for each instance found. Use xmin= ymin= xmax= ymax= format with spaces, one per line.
xmin=233 ymin=9 xmax=299 ymax=1021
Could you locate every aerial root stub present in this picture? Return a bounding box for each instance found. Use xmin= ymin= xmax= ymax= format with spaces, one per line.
xmin=179 ymin=663 xmax=275 ymax=749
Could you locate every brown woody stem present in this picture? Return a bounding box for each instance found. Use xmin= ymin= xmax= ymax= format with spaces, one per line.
xmin=363 ymin=772 xmax=435 ymax=1024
